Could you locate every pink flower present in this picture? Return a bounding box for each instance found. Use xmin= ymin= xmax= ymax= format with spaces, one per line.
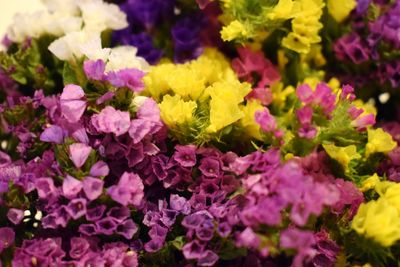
xmin=69 ymin=143 xmax=92 ymax=169
xmin=60 ymin=84 xmax=87 ymax=123
xmin=91 ymin=106 xmax=131 ymax=136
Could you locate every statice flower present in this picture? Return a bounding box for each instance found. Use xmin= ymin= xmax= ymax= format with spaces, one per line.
xmin=91 ymin=106 xmax=131 ymax=136
xmin=107 ymin=172 xmax=144 ymax=207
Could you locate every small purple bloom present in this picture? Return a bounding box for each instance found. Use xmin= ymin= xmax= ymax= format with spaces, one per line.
xmin=107 ymin=207 xmax=131 ymax=222
xmin=69 ymin=237 xmax=90 ymax=259
xmin=198 ymin=250 xmax=219 ymax=267
xmin=255 ymin=108 xmax=277 ymax=132
xmin=66 ymin=198 xmax=87 ymax=220
xmin=106 ymin=68 xmax=146 ymax=92
xmin=62 ymin=175 xmax=83 ymax=199
xmin=86 ymin=205 xmax=107 ymax=221
xmin=40 ymin=125 xmax=65 ymax=144
xmin=199 ymin=158 xmax=220 ymax=177
xmin=83 ymin=176 xmax=104 ymax=201
xmin=35 ymin=178 xmax=57 ymax=199
xmin=116 ymin=219 xmax=138 ymax=239
xmin=107 ymin=172 xmax=144 ymax=207
xmin=0 ymin=227 xmax=15 ymax=253
xmin=170 ymin=194 xmax=191 ymax=215
xmin=182 ymin=240 xmax=205 ymax=260
xmin=60 ymin=84 xmax=87 ymax=123
xmin=79 ymin=224 xmax=97 ymax=236
xmin=92 ymin=106 xmax=131 ymax=136
xmin=90 ymin=161 xmax=110 ymax=177
xmin=96 ymin=217 xmax=118 ymax=235
xmin=173 ymin=145 xmax=197 ymax=167
xmin=7 ymin=208 xmax=24 ymax=225
xmin=69 ymin=143 xmax=92 ymax=169
xmin=84 ymin=59 xmax=105 ymax=81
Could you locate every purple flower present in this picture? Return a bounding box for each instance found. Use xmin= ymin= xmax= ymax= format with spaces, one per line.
xmin=107 ymin=172 xmax=144 ymax=207
xmin=84 ymin=59 xmax=105 ymax=81
xmin=86 ymin=205 xmax=107 ymax=221
xmin=170 ymin=194 xmax=191 ymax=214
xmin=79 ymin=224 xmax=97 ymax=236
xmin=83 ymin=177 xmax=104 ymax=201
xmin=199 ymin=158 xmax=220 ymax=178
xmin=90 ymin=161 xmax=110 ymax=177
xmin=107 ymin=207 xmax=131 ymax=222
xmin=280 ymin=228 xmax=317 ymax=267
xmin=69 ymin=143 xmax=92 ymax=169
xmin=7 ymin=208 xmax=24 ymax=225
xmin=255 ymin=108 xmax=277 ymax=132
xmin=40 ymin=125 xmax=65 ymax=144
xmin=96 ymin=217 xmax=118 ymax=235
xmin=60 ymin=84 xmax=87 ymax=123
xmin=106 ymin=68 xmax=146 ymax=92
xmin=62 ymin=175 xmax=83 ymax=199
xmin=136 ymin=98 xmax=161 ymax=122
xmin=236 ymin=227 xmax=260 ymax=249
xmin=116 ymin=219 xmax=138 ymax=239
xmin=35 ymin=178 xmax=57 ymax=199
xmin=173 ymin=145 xmax=197 ymax=167
xmin=66 ymin=198 xmax=87 ymax=220
xmin=69 ymin=237 xmax=90 ymax=259
xmin=198 ymin=250 xmax=219 ymax=267
xmin=0 ymin=227 xmax=15 ymax=253
xmin=144 ymin=239 xmax=164 ymax=253
xmin=92 ymin=106 xmax=131 ymax=136
xmin=182 ymin=240 xmax=205 ymax=260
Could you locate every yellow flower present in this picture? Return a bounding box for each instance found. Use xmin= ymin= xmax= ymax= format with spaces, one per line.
xmin=352 ymin=198 xmax=400 ymax=247
xmin=365 ymin=128 xmax=397 ymax=157
xmin=143 ymin=63 xmax=175 ymax=101
xmin=239 ymin=100 xmax=265 ymax=140
xmin=206 ymin=80 xmax=251 ymax=133
xmin=353 ymin=99 xmax=377 ymax=116
xmin=159 ymin=95 xmax=197 ymax=127
xmin=375 ymin=181 xmax=400 ymax=214
xmin=271 ymin=83 xmax=295 ymax=109
xmin=327 ymin=0 xmax=357 ymax=22
xmin=282 ymin=32 xmax=311 ymax=54
xmin=267 ymin=0 xmax=296 ymax=20
xmin=323 ymin=144 xmax=361 ymax=171
xmin=220 ymin=20 xmax=248 ymax=41
xmin=360 ymin=173 xmax=380 ymax=192
xmin=166 ymin=66 xmax=205 ymax=100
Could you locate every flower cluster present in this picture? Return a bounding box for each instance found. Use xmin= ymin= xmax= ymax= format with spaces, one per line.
xmin=0 ymin=0 xmax=400 ymax=267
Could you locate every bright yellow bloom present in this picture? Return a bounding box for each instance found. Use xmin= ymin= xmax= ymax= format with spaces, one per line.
xmin=323 ymin=144 xmax=361 ymax=171
xmin=327 ymin=0 xmax=356 ymax=22
xmin=271 ymin=83 xmax=295 ymax=109
xmin=220 ymin=20 xmax=248 ymax=41
xmin=206 ymin=80 xmax=251 ymax=133
xmin=352 ymin=198 xmax=400 ymax=247
xmin=267 ymin=0 xmax=296 ymax=20
xmin=360 ymin=173 xmax=380 ymax=192
xmin=375 ymin=181 xmax=400 ymax=214
xmin=166 ymin=66 xmax=205 ymax=100
xmin=159 ymin=95 xmax=197 ymax=126
xmin=143 ymin=63 xmax=175 ymax=101
xmin=239 ymin=100 xmax=265 ymax=140
xmin=365 ymin=128 xmax=397 ymax=157
xmin=282 ymin=32 xmax=311 ymax=54
xmin=353 ymin=99 xmax=377 ymax=116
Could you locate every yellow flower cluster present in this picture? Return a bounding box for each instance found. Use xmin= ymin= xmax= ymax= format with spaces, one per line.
xmin=327 ymin=0 xmax=356 ymax=22
xmin=322 ymin=144 xmax=360 ymax=172
xmin=143 ymin=48 xmax=257 ymax=140
xmin=352 ymin=181 xmax=400 ymax=247
xmin=281 ymin=0 xmax=325 ymax=54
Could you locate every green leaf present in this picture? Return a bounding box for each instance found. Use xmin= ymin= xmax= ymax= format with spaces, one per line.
xmin=63 ymin=62 xmax=79 ymax=85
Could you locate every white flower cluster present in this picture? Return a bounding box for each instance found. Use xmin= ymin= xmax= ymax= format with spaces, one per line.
xmin=6 ymin=0 xmax=128 ymax=43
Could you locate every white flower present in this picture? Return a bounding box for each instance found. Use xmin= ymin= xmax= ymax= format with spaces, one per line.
xmin=106 ymin=46 xmax=150 ymax=72
xmin=79 ymin=0 xmax=128 ymax=32
xmin=48 ymin=31 xmax=109 ymax=62
xmin=41 ymin=0 xmax=80 ymax=15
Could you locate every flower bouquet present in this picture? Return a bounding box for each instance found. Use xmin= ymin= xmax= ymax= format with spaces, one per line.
xmin=0 ymin=0 xmax=400 ymax=266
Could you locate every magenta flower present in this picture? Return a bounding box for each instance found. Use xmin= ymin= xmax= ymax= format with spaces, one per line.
xmin=69 ymin=143 xmax=92 ymax=169
xmin=0 ymin=227 xmax=15 ymax=253
xmin=7 ymin=208 xmax=24 ymax=225
xmin=60 ymin=84 xmax=87 ymax=123
xmin=40 ymin=125 xmax=65 ymax=144
xmin=106 ymin=68 xmax=146 ymax=92
xmin=91 ymin=106 xmax=131 ymax=136
xmin=173 ymin=145 xmax=197 ymax=167
xmin=84 ymin=59 xmax=106 ymax=81
xmin=107 ymin=172 xmax=144 ymax=207
xmin=83 ymin=177 xmax=104 ymax=201
xmin=69 ymin=237 xmax=90 ymax=259
xmin=255 ymin=108 xmax=277 ymax=133
xmin=90 ymin=161 xmax=110 ymax=177
xmin=62 ymin=175 xmax=83 ymax=199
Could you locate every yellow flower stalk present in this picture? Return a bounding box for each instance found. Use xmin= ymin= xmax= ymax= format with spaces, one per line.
xmin=220 ymin=20 xmax=248 ymax=41
xmin=323 ymin=144 xmax=361 ymax=171
xmin=239 ymin=100 xmax=265 ymax=140
xmin=159 ymin=95 xmax=197 ymax=127
xmin=327 ymin=0 xmax=357 ymax=22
